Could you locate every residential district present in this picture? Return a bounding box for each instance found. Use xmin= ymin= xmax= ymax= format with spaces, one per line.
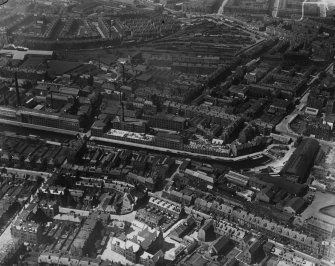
xmin=0 ymin=0 xmax=335 ymax=266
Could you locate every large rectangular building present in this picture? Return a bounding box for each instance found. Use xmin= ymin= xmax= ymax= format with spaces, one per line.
xmin=142 ymin=113 xmax=187 ymax=131
xmin=224 ymin=171 xmax=249 ymax=187
xmin=281 ymin=138 xmax=320 ymax=182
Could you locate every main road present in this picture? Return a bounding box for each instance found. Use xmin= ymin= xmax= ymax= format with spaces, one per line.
xmin=91 ymin=135 xmax=281 ymax=163
xmin=275 ymin=92 xmax=309 ymax=139
xmin=276 ymin=62 xmax=335 ymax=147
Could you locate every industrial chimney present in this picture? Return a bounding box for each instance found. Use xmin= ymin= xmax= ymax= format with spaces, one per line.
xmin=110 ymin=20 xmax=114 ymax=39
xmin=121 ymin=102 xmax=125 ymax=122
xmin=119 ymin=91 xmax=122 ymax=105
xmin=14 ymin=72 xmax=21 ymax=107
xmin=119 ymin=92 xmax=124 ymax=122
xmin=48 ymin=87 xmax=53 ymax=109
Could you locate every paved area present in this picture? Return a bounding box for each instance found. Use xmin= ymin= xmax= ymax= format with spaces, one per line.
xmin=0 ymin=210 xmax=21 ymax=260
xmin=254 ymin=144 xmax=295 ymax=173
xmin=278 ymin=261 xmax=291 ymax=266
xmin=110 ymin=211 xmax=136 ymax=223
xmin=275 ymin=64 xmax=335 ymax=148
xmin=100 ymin=219 xmax=146 ymax=265
xmin=0 ymin=223 xmax=14 ymax=250
xmin=276 ymin=92 xmax=309 ymax=139
xmin=164 ymin=236 xmax=181 ymax=261
xmin=301 ymin=191 xmax=335 ymax=224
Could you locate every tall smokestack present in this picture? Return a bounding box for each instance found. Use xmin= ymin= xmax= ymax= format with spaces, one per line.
xmin=14 ymin=72 xmax=20 ymax=107
xmin=121 ymin=92 xmax=125 ymax=123
xmin=50 ymin=90 xmax=53 ymax=109
xmin=110 ymin=20 xmax=113 ymax=39
xmin=121 ymin=102 xmax=125 ymax=122
xmin=122 ymin=64 xmax=125 ymax=85
xmin=3 ymin=92 xmax=7 ymax=106
xmin=48 ymin=87 xmax=53 ymax=109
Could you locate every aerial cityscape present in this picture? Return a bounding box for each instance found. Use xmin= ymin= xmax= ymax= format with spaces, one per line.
xmin=0 ymin=0 xmax=334 ymax=265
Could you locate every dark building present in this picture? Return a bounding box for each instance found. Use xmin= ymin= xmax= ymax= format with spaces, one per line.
xmin=170 ymin=216 xmax=196 ymax=239
xmin=231 ymin=136 xmax=267 ymax=157
xmin=135 ymin=209 xmax=164 ymax=228
xmin=154 ymin=132 xmax=184 ymax=150
xmin=242 ymin=237 xmax=266 ymax=265
xmin=281 ymin=138 xmax=320 ymax=183
xmin=18 ymin=109 xmax=83 ymax=131
xmin=209 ymin=236 xmax=232 ymax=256
xmin=307 ymin=91 xmax=326 ymax=110
xmin=142 ymin=114 xmax=188 ymax=131
xmin=111 ymin=116 xmax=148 ymax=133
xmin=198 ymin=220 xmax=215 ymax=242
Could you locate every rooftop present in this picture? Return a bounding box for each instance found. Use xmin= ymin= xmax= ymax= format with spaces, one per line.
xmin=0 ymin=49 xmax=54 ymax=61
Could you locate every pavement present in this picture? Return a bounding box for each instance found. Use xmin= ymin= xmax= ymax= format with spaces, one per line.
xmin=164 ymin=236 xmax=182 ymax=261
xmin=301 ymin=191 xmax=335 ymax=224
xmin=254 ymin=144 xmax=295 ymax=173
xmin=0 ymin=225 xmax=19 ymax=264
xmin=109 ymin=211 xmax=136 ymax=223
xmin=275 ymin=92 xmax=309 ymax=139
xmin=0 ymin=218 xmax=15 ymax=250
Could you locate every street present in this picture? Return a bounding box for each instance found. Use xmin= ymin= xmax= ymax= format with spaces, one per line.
xmin=276 ymin=62 xmax=335 ymax=147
